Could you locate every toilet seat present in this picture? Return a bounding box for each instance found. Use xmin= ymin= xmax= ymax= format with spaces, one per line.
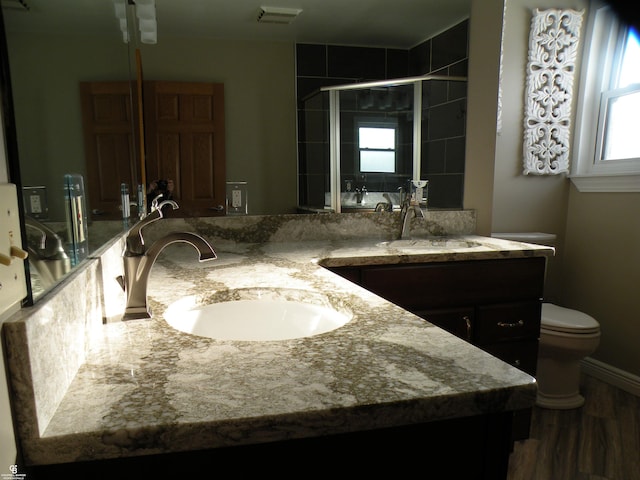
xmin=541 ymin=303 xmax=600 ymax=334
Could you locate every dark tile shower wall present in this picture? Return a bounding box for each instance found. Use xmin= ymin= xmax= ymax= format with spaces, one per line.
xmin=296 ymin=46 xmax=410 ymax=208
xmin=298 ymin=91 xmax=330 ymax=208
xmin=415 ymin=20 xmax=469 ymax=209
xmin=297 ymin=19 xmax=469 ymax=210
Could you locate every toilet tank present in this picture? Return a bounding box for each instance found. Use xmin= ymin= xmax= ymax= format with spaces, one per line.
xmin=491 ymin=232 xmax=557 ymax=247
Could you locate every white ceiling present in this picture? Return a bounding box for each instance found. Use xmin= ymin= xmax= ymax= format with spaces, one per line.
xmin=2 ymin=0 xmax=471 ymax=49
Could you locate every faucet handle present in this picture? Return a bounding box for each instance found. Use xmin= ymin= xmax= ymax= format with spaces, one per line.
xmin=125 ymin=200 xmax=180 ymax=255
xmin=126 ymin=210 xmax=162 ymax=255
xmin=150 ymin=194 xmax=163 ymax=212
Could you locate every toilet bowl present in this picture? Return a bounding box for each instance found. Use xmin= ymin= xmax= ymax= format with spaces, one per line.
xmin=537 ymin=302 xmax=600 ymax=409
xmin=491 ymin=232 xmax=601 ymax=409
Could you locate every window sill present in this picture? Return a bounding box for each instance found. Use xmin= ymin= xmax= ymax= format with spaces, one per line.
xmin=570 ymin=174 xmax=640 ymax=192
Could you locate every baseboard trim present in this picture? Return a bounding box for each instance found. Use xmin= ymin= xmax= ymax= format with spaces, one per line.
xmin=581 ymin=357 xmax=640 ymax=397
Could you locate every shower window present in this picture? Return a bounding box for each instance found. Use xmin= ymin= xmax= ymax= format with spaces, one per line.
xmin=358 ymin=125 xmax=397 ymax=173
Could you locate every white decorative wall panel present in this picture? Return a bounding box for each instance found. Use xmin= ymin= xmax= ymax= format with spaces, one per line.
xmin=523 ymin=8 xmax=583 ymax=175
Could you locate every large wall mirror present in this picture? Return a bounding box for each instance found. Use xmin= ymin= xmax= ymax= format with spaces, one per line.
xmin=1 ymin=0 xmax=471 ymax=303
xmin=1 ymin=0 xmax=139 ymax=301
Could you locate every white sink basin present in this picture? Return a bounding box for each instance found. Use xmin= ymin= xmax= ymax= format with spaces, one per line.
xmin=378 ymin=238 xmax=481 ymax=250
xmin=164 ymin=289 xmax=352 ymax=341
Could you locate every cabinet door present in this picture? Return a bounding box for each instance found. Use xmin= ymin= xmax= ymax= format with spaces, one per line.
xmin=483 ymin=340 xmax=539 ymax=376
xmin=414 ymin=307 xmax=475 ymax=342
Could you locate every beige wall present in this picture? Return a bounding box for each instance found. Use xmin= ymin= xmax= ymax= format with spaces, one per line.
xmin=563 ymin=188 xmax=640 ymax=376
xmin=485 ymin=0 xmax=640 ymax=378
xmin=6 ymin=32 xmax=130 ymax=220
xmin=463 ymin=0 xmax=504 ymax=235
xmin=490 ymin=0 xmax=586 ymax=302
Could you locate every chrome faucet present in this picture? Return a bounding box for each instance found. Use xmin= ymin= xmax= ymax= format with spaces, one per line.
xmin=374 ymin=193 xmax=394 ymax=212
xmin=355 ymin=186 xmax=368 ymax=204
xmin=399 ymin=187 xmax=425 ymax=239
xmin=24 ymin=216 xmax=72 ymax=288
xmin=117 ymin=201 xmax=217 ymax=320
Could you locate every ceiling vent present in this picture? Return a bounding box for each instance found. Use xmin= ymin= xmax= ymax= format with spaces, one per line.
xmin=257 ymin=6 xmax=302 ymax=24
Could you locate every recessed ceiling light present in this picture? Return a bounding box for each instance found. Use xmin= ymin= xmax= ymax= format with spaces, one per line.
xmin=257 ymin=6 xmax=302 ymax=24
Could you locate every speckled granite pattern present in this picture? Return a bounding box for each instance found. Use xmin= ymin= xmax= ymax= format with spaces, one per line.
xmin=144 ymin=210 xmax=477 ymax=244
xmin=3 ymin=213 xmax=554 ymax=466
xmin=3 ymin=260 xmax=104 ymax=440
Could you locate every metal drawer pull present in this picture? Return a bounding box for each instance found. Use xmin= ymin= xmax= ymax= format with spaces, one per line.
xmin=464 ymin=315 xmax=472 ymax=341
xmin=497 ymin=319 xmax=525 ymax=328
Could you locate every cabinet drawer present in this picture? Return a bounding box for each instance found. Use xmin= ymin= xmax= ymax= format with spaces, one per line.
xmin=414 ymin=307 xmax=475 ymax=342
xmin=483 ymin=340 xmax=539 ymax=376
xmin=359 ymin=258 xmax=546 ymax=310
xmin=475 ymin=302 xmax=541 ymax=344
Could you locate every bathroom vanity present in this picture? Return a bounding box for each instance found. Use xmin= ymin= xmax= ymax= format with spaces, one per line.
xmin=2 ymin=214 xmax=554 ymax=479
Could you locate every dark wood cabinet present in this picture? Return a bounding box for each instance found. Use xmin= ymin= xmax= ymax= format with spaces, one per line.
xmin=329 ymin=256 xmax=547 ymax=440
xmin=413 ymin=306 xmax=475 ymax=341
xmin=27 ymin=411 xmax=514 ymax=479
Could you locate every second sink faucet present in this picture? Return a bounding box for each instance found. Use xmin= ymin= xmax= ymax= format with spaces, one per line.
xmin=117 ymin=201 xmax=217 ymax=320
xmin=399 ymin=186 xmax=425 ymax=239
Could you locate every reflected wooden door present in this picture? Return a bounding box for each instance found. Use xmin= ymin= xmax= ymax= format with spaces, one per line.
xmin=80 ymin=81 xmax=138 ymax=220
xmin=144 ymin=81 xmax=226 ymax=217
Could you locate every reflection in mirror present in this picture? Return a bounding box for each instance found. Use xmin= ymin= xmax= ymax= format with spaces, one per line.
xmin=298 ymin=76 xmax=467 ymax=213
xmin=2 ymin=0 xmax=137 ymax=301
xmin=296 ymin=21 xmax=470 ymax=213
xmin=1 ymin=1 xmax=472 ymax=302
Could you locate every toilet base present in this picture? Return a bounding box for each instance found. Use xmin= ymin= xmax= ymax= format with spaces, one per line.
xmin=536 ymin=391 xmax=585 ymax=409
xmin=535 ymin=353 xmax=590 ymax=410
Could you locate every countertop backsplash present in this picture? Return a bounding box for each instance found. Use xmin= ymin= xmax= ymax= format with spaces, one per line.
xmin=142 ymin=210 xmax=477 ymax=244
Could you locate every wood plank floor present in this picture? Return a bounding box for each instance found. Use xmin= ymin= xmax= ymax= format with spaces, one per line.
xmin=507 ymin=374 xmax=640 ymax=480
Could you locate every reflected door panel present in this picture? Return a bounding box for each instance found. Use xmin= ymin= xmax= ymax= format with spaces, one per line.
xmin=144 ymin=81 xmax=226 ymax=217
xmin=80 ymin=81 xmax=138 ymax=220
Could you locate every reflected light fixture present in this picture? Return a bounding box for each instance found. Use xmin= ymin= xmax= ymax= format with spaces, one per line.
xmin=257 ymin=6 xmax=302 ymax=24
xmin=113 ymin=0 xmax=157 ymax=45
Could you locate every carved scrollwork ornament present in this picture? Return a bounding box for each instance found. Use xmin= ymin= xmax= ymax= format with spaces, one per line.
xmin=523 ymin=8 xmax=584 ymax=175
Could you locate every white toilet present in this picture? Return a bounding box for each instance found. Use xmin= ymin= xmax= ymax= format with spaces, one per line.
xmin=491 ymin=232 xmax=601 ymax=409
xmin=537 ymin=302 xmax=600 ymax=408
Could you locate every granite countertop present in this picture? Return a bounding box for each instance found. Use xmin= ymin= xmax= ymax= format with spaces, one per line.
xmin=25 ymin=235 xmax=552 ymax=465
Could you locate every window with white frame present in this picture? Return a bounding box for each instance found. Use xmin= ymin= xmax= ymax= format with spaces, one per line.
xmin=572 ymin=1 xmax=640 ymax=191
xmin=358 ymin=125 xmax=397 ymax=173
